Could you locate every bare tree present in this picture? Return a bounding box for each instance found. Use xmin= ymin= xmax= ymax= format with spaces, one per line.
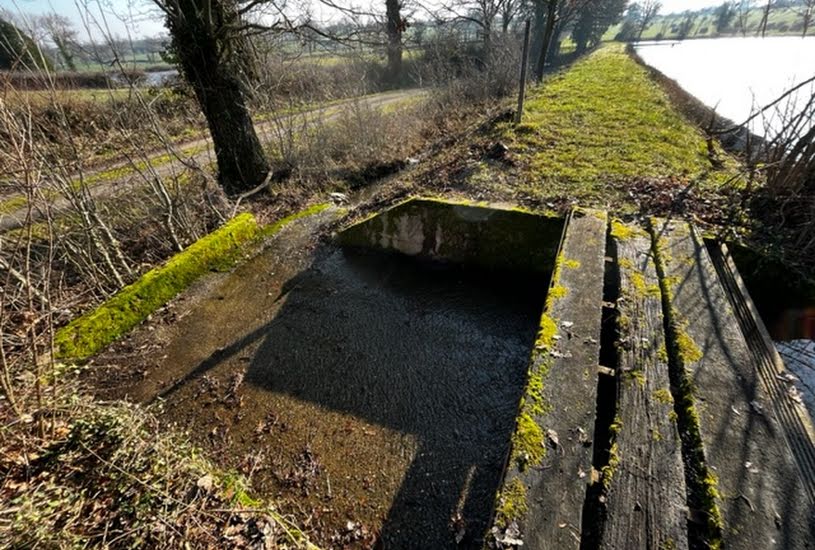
xmin=438 ymin=0 xmax=507 ymax=54
xmin=151 ymin=0 xmax=276 ymax=196
xmin=533 ymin=0 xmax=593 ymax=82
xmin=636 ymin=0 xmax=661 ymax=41
xmin=500 ymin=0 xmax=524 ymax=33
xmin=796 ymin=0 xmax=814 ymax=37
xmin=735 ymin=0 xmax=754 ymax=36
xmin=757 ymin=0 xmax=773 ymax=37
xmin=38 ymin=14 xmax=79 ymax=71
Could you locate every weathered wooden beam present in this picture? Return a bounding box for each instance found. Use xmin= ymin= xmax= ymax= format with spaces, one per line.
xmin=651 ymin=219 xmax=815 ymax=548
xmin=601 ymin=221 xmax=688 ymax=550
xmin=491 ymin=208 xmax=607 ymax=549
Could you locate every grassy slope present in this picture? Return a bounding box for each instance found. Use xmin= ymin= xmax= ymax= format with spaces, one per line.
xmin=604 ymin=7 xmax=805 ymax=40
xmin=498 ymin=43 xmax=740 ymax=208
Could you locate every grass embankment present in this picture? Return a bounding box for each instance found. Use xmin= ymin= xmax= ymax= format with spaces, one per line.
xmin=502 ymin=44 xmax=741 ymax=208
xmin=404 ymin=43 xmax=742 ymax=219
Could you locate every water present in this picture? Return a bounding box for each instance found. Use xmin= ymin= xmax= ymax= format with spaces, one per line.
xmin=729 ymin=246 xmax=815 ymax=420
xmin=635 ymin=37 xmax=815 ymax=136
xmin=144 ymin=69 xmax=178 ymax=87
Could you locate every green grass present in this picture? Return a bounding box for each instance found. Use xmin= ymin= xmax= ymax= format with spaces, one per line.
xmin=501 ymin=44 xmax=741 ymax=206
xmin=6 ymin=87 xmax=140 ymax=106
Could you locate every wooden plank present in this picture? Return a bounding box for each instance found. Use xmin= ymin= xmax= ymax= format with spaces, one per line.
xmin=601 ymin=222 xmax=688 ymax=550
xmin=491 ymin=208 xmax=607 ymax=549
xmin=652 ymin=220 xmax=815 ymax=548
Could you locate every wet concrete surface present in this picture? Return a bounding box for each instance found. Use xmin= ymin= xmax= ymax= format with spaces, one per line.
xmin=111 ymin=211 xmax=548 ymax=547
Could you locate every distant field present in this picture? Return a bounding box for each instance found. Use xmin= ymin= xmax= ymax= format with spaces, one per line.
xmin=604 ymin=7 xmax=808 ymax=41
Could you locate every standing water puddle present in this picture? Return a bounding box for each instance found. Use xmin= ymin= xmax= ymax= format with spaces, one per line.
xmin=128 ymin=201 xmax=561 ymax=547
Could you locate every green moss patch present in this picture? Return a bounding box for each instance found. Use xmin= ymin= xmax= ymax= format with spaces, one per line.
xmin=495 ymin=477 xmax=529 ymax=527
xmin=54 ymin=213 xmax=260 ymax=360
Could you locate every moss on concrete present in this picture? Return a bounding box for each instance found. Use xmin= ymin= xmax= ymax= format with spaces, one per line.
xmin=261 ymin=202 xmax=332 ymax=237
xmin=649 ymin=218 xmax=724 ymax=548
xmin=495 ymin=477 xmax=529 ymax=527
xmin=535 ymin=314 xmax=558 ymax=351
xmin=54 ymin=205 xmax=331 ymax=362
xmin=654 ymin=388 xmax=674 ymax=405
xmin=611 ymin=219 xmax=648 ymax=241
xmin=54 ymin=213 xmax=260 ymax=360
xmin=602 ymin=417 xmax=623 ymax=489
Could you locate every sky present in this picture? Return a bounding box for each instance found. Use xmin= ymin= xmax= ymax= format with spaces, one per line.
xmin=0 ymin=0 xmax=730 ymax=40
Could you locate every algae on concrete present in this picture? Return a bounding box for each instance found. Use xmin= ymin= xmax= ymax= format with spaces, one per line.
xmin=335 ymin=197 xmax=563 ymax=273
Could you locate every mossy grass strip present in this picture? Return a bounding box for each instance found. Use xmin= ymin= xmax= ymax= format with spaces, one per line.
xmin=495 ymin=44 xmax=744 ymax=212
xmin=54 ymin=204 xmax=331 ymax=361
xmin=54 ymin=213 xmax=260 ymax=361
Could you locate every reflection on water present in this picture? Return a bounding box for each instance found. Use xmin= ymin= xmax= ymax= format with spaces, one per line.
xmin=636 ymin=37 xmax=815 ymax=136
xmin=769 ymin=306 xmax=815 ymax=341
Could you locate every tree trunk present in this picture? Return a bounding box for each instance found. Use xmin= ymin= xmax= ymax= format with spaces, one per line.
xmin=535 ymin=0 xmax=558 ymax=82
xmin=804 ymin=7 xmax=812 ymax=38
xmin=531 ymin=1 xmax=547 ymax=64
xmin=483 ymin=19 xmax=493 ymax=59
xmin=167 ymin=0 xmax=270 ymax=196
xmin=386 ymin=0 xmax=403 ymax=85
xmin=758 ymin=0 xmax=771 ymax=37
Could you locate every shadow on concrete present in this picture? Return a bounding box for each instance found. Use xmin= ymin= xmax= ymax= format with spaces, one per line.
xmin=162 ymin=247 xmax=548 ymax=547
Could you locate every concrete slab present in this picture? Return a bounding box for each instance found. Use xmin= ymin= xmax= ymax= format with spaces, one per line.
xmin=602 ymin=222 xmax=687 ymax=549
xmin=492 ymin=208 xmax=607 ymax=549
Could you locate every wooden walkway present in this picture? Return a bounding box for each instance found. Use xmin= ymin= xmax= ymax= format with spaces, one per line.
xmin=493 ymin=210 xmax=815 ymax=549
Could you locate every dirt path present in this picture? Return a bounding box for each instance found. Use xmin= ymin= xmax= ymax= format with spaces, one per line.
xmin=0 ymin=89 xmax=424 ymax=232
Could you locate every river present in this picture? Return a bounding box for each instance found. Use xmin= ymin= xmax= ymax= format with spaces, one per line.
xmin=635 ymin=37 xmax=815 ymax=136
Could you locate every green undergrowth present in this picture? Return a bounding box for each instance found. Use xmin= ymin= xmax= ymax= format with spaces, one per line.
xmin=500 ymin=44 xmax=742 ymax=208
xmin=0 ymin=391 xmax=316 ymax=549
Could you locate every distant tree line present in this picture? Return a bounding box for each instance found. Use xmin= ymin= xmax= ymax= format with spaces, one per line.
xmin=617 ymin=0 xmax=815 ymax=41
